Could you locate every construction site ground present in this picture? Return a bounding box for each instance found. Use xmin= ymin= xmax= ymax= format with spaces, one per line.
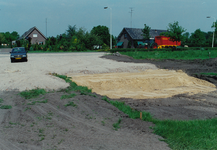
xmin=0 ymin=51 xmax=217 ymax=149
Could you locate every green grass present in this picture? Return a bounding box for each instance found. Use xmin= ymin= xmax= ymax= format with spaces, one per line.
xmin=64 ymin=101 xmax=77 ymax=107
xmin=0 ymin=98 xmax=3 ymax=103
xmin=20 ymin=88 xmax=46 ymax=99
xmin=53 ymin=74 xmax=92 ymax=93
xmin=154 ymin=119 xmax=217 ymax=150
xmin=120 ymin=50 xmax=217 ymax=60
xmin=200 ymin=72 xmax=217 ymax=76
xmin=113 ymin=119 xmax=122 ymax=131
xmin=61 ymin=93 xmax=76 ymax=99
xmin=0 ymin=105 xmax=12 ymax=109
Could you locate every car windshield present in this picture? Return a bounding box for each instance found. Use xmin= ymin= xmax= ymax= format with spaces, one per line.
xmin=12 ymin=48 xmax=26 ymax=53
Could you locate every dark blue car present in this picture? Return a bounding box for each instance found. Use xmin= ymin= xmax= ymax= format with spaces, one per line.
xmin=10 ymin=47 xmax=28 ymax=63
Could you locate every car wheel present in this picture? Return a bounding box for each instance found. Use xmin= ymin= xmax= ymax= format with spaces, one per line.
xmin=11 ymin=59 xmax=14 ymax=63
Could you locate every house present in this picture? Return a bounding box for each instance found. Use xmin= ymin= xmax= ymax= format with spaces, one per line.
xmin=18 ymin=26 xmax=46 ymax=45
xmin=117 ymin=27 xmax=167 ymax=48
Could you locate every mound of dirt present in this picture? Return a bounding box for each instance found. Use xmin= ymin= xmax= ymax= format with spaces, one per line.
xmin=70 ymin=69 xmax=216 ymax=99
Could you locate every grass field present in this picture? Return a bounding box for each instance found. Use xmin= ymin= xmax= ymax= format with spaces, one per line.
xmin=120 ymin=50 xmax=217 ymax=60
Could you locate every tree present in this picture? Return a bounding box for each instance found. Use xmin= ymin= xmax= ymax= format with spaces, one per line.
xmin=166 ymin=21 xmax=186 ymax=45
xmin=0 ymin=33 xmax=5 ymax=46
xmin=182 ymin=32 xmax=190 ymax=46
xmin=142 ymin=24 xmax=151 ymax=41
xmin=91 ymin=25 xmax=110 ymax=46
xmin=66 ymin=25 xmax=76 ymax=39
xmin=189 ymin=29 xmax=206 ymax=47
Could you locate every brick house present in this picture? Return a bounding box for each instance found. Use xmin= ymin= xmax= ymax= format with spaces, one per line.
xmin=18 ymin=26 xmax=46 ymax=45
xmin=116 ymin=27 xmax=166 ymax=48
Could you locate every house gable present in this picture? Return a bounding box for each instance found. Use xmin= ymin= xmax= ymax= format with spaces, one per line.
xmin=18 ymin=27 xmax=47 ymax=45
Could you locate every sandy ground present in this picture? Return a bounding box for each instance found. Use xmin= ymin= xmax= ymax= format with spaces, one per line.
xmin=0 ymin=52 xmax=157 ymax=91
xmin=69 ymin=69 xmax=216 ymax=99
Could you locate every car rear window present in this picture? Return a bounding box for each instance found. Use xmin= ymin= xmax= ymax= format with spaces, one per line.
xmin=12 ymin=48 xmax=26 ymax=53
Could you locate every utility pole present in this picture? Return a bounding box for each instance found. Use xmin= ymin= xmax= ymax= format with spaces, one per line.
xmin=129 ymin=7 xmax=134 ymax=28
xmin=45 ymin=18 xmax=47 ymax=38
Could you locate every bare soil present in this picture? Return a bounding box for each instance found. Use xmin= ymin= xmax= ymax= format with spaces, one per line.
xmin=0 ymin=90 xmax=169 ymax=150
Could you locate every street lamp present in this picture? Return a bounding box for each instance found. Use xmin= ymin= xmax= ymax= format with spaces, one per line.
xmin=207 ymin=16 xmax=216 ymax=48
xmin=104 ymin=7 xmax=112 ymax=49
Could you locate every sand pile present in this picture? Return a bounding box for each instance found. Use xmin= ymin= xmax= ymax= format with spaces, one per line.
xmin=69 ymin=69 xmax=216 ymax=99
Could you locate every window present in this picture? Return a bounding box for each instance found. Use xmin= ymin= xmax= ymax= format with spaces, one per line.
xmin=124 ymin=34 xmax=128 ymax=39
xmin=33 ymin=34 xmax=38 ymax=37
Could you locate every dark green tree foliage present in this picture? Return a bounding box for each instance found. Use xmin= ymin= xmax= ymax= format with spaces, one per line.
xmin=181 ymin=32 xmax=190 ymax=46
xmin=189 ymin=29 xmax=206 ymax=47
xmin=91 ymin=25 xmax=110 ymax=45
xmin=0 ymin=31 xmax=19 ymax=47
xmin=166 ymin=21 xmax=186 ymax=44
xmin=142 ymin=24 xmax=151 ymax=40
xmin=0 ymin=33 xmax=5 ymax=46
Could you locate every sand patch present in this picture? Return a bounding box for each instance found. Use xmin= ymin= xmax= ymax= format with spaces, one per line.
xmin=69 ymin=69 xmax=216 ymax=99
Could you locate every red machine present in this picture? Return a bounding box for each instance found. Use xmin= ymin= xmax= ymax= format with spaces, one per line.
xmin=154 ymin=36 xmax=181 ymax=49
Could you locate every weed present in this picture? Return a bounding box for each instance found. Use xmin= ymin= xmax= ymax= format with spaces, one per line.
xmin=0 ymin=98 xmax=3 ymax=103
xmin=24 ymin=107 xmax=31 ymax=111
xmin=53 ymin=74 xmax=92 ymax=93
xmin=58 ymin=139 xmax=64 ymax=145
xmin=39 ymin=128 xmax=44 ymax=133
xmin=9 ymin=122 xmax=17 ymax=125
xmin=48 ymin=112 xmax=53 ymax=116
xmin=64 ymin=101 xmax=77 ymax=107
xmin=61 ymin=93 xmax=76 ymax=99
xmin=0 ymin=105 xmax=12 ymax=109
xmin=113 ymin=119 xmax=122 ymax=131
xmin=101 ymin=121 xmax=105 ymax=126
xmin=20 ymin=88 xmax=46 ymax=99
xmin=64 ymin=128 xmax=68 ymax=132
xmin=39 ymin=137 xmax=45 ymax=141
xmin=27 ymin=99 xmax=48 ymax=105
xmin=52 ymin=134 xmax=56 ymax=139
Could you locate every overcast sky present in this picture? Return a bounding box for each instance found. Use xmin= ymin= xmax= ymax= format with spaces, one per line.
xmin=1 ymin=0 xmax=217 ymax=37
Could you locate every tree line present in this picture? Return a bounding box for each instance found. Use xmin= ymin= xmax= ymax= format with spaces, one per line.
xmin=1 ymin=22 xmax=217 ymax=50
xmin=0 ymin=25 xmax=116 ymax=51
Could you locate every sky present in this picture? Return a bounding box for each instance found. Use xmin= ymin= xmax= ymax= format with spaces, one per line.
xmin=1 ymin=0 xmax=217 ymax=38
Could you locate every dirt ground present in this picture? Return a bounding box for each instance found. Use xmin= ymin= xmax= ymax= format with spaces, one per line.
xmin=1 ymin=51 xmax=217 ymax=149
xmin=0 ymin=90 xmax=169 ymax=150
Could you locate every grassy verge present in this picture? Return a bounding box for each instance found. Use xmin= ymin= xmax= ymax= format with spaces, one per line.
xmin=52 ymin=74 xmax=217 ymax=149
xmin=120 ymin=50 xmax=217 ymax=60
xmin=200 ymin=72 xmax=217 ymax=76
